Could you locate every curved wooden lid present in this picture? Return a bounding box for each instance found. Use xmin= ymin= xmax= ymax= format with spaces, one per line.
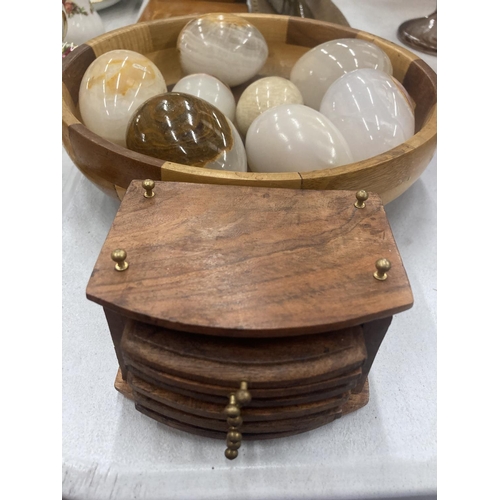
xmin=86 ymin=181 xmax=413 ymax=336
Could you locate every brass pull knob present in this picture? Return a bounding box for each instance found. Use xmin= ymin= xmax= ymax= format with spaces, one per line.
xmin=374 ymin=258 xmax=391 ymax=281
xmin=354 ymin=190 xmax=369 ymax=209
xmin=111 ymin=249 xmax=129 ymax=272
xmin=142 ymin=179 xmax=155 ymax=198
xmin=224 ymin=382 xmax=251 ymax=460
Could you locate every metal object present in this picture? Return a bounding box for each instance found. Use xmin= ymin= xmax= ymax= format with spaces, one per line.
xmin=266 ymin=0 xmax=313 ymax=18
xmin=111 ymin=249 xmax=129 ymax=272
xmin=397 ymin=10 xmax=437 ymax=56
xmin=373 ymin=258 xmax=391 ymax=281
xmin=354 ymin=190 xmax=369 ymax=209
xmin=142 ymin=179 xmax=155 ymax=199
xmin=224 ymin=382 xmax=251 ymax=460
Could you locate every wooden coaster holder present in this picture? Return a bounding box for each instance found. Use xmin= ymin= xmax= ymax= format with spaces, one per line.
xmin=86 ymin=181 xmax=413 ymax=459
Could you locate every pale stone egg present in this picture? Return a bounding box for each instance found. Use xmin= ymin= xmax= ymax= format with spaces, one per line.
xmin=319 ymin=68 xmax=415 ymax=162
xmin=177 ymin=14 xmax=268 ymax=87
xmin=172 ymin=73 xmax=236 ymax=122
xmin=245 ymin=104 xmax=352 ymax=173
xmin=235 ymin=77 xmax=303 ymax=136
xmin=79 ymin=49 xmax=167 ymax=146
xmin=290 ymin=38 xmax=393 ymax=110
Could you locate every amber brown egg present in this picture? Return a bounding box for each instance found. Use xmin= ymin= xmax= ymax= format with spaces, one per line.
xmin=126 ymin=92 xmax=247 ymax=171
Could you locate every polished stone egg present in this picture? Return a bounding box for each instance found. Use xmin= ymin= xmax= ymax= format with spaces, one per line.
xmin=79 ymin=49 xmax=167 ymax=146
xmin=319 ymin=68 xmax=415 ymax=162
xmin=126 ymin=92 xmax=247 ymax=172
xmin=235 ymin=76 xmax=303 ymax=136
xmin=172 ymin=73 xmax=236 ymax=122
xmin=245 ymin=104 xmax=352 ymax=173
xmin=177 ymin=13 xmax=268 ymax=87
xmin=290 ymin=38 xmax=393 ymax=110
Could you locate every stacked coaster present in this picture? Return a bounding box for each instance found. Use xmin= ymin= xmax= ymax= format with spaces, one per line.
xmin=121 ymin=319 xmax=367 ymax=440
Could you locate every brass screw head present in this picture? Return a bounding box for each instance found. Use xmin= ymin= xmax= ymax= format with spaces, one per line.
xmin=227 ymin=416 xmax=243 ymax=428
xmin=374 ymin=258 xmax=391 ymax=281
xmin=111 ymin=249 xmax=129 ymax=272
xmin=225 ymin=449 xmax=238 ymax=460
xmin=354 ymin=190 xmax=369 ymax=209
xmin=227 ymin=430 xmax=242 ymax=443
xmin=142 ymin=179 xmax=155 ymax=198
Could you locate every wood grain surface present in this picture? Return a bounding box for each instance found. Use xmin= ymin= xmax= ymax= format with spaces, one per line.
xmin=121 ymin=319 xmax=366 ymax=387
xmin=129 ymin=373 xmax=350 ymax=421
xmin=115 ymin=371 xmax=369 ymax=439
xmin=62 ymin=14 xmax=437 ymax=204
xmin=86 ymin=181 xmax=413 ymax=337
xmin=125 ymin=362 xmax=362 ymax=400
xmin=139 ymin=0 xmax=248 ymax=22
xmin=135 ymin=404 xmax=342 ymax=440
xmin=135 ymin=390 xmax=344 ymax=433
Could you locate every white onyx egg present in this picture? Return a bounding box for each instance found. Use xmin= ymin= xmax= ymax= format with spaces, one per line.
xmin=290 ymin=38 xmax=393 ymax=110
xmin=319 ymin=68 xmax=415 ymax=162
xmin=172 ymin=73 xmax=236 ymax=122
xmin=79 ymin=49 xmax=167 ymax=146
xmin=245 ymin=104 xmax=353 ymax=173
xmin=177 ymin=14 xmax=268 ymax=87
xmin=235 ymin=76 xmax=303 ymax=136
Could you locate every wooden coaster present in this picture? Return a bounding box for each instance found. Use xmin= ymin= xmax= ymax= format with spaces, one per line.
xmin=116 ymin=371 xmax=369 ymax=439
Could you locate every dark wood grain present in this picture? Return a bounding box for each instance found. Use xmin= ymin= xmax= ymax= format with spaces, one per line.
xmin=87 ymin=181 xmax=413 ymax=337
xmin=116 ymin=370 xmax=370 ymax=418
xmin=62 ymin=43 xmax=95 ymax=106
xmin=103 ymin=308 xmax=130 ymax=379
xmin=353 ymin=317 xmax=392 ymax=393
xmin=135 ymin=404 xmax=342 ymax=440
xmin=126 ymin=362 xmax=362 ymax=400
xmin=121 ymin=319 xmax=366 ymax=387
xmin=129 ymin=373 xmax=350 ymax=421
xmin=134 ymin=391 xmax=344 ymax=433
xmin=403 ymin=58 xmax=438 ymax=131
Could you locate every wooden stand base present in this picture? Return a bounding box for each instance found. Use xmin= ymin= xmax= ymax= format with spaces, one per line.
xmin=115 ymin=370 xmax=369 ymax=440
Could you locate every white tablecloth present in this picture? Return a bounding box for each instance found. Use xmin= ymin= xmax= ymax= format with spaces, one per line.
xmin=62 ymin=1 xmax=437 ymax=498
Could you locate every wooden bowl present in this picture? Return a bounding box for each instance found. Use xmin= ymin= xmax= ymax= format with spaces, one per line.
xmin=62 ymin=14 xmax=437 ymax=204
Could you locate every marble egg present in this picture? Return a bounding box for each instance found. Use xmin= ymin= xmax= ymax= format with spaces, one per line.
xmin=79 ymin=50 xmax=167 ymax=146
xmin=177 ymin=14 xmax=269 ymax=87
xmin=235 ymin=77 xmax=303 ymax=136
xmin=126 ymin=92 xmax=247 ymax=172
xmin=245 ymin=104 xmax=352 ymax=173
xmin=290 ymin=38 xmax=393 ymax=110
xmin=172 ymin=74 xmax=236 ymax=122
xmin=319 ymin=68 xmax=415 ymax=162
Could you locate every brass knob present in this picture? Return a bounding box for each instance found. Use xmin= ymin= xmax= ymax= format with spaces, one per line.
xmin=224 ymin=394 xmax=241 ymax=418
xmin=111 ymin=249 xmax=129 ymax=272
xmin=354 ymin=190 xmax=369 ymax=209
xmin=142 ymin=179 xmax=155 ymax=198
xmin=374 ymin=258 xmax=391 ymax=281
xmin=235 ymin=381 xmax=252 ymax=406
xmin=227 ymin=416 xmax=242 ymax=428
xmin=227 ymin=430 xmax=242 ymax=442
xmin=225 ymin=449 xmax=238 ymax=460
xmin=224 ymin=382 xmax=252 ymax=460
